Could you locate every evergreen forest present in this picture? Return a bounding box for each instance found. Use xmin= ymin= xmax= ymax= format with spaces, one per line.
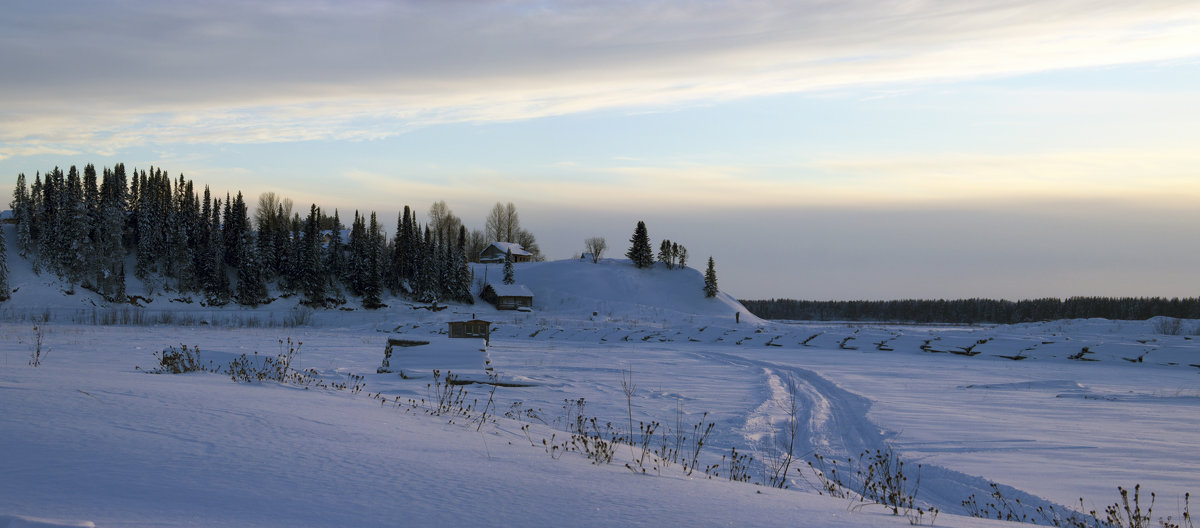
xmin=3 ymin=164 xmax=543 ymax=308
xmin=741 ymin=297 xmax=1200 ymax=324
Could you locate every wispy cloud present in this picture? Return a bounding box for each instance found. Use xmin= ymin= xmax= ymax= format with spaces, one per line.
xmin=811 ymin=148 xmax=1200 ymax=205
xmin=309 ymin=148 xmax=1200 ymax=215
xmin=2 ymin=0 xmax=1198 ymax=154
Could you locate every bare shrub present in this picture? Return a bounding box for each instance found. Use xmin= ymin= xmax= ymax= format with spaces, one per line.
xmin=28 ymin=322 xmax=46 ymax=367
xmin=1155 ymin=317 xmax=1184 ymax=336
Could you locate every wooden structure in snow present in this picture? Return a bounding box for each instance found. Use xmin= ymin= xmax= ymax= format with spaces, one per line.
xmin=448 ymin=319 xmax=490 ymax=340
xmin=481 ymin=283 xmax=533 ymax=310
xmin=376 ymin=335 xmax=492 ymax=379
xmin=479 ymin=242 xmax=533 ymax=263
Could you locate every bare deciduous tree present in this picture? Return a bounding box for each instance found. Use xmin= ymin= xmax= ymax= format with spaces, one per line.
xmin=427 ymin=200 xmax=462 ymax=245
xmin=584 ymin=237 xmax=607 ymax=263
xmin=465 ymin=228 xmax=488 ymax=262
xmin=485 ymin=202 xmax=520 ymax=242
xmin=255 ymin=192 xmax=293 ymax=230
xmin=516 ymin=228 xmax=542 ymax=261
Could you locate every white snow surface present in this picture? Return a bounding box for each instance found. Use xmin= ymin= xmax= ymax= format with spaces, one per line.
xmin=1 ymin=227 xmax=1197 ymax=527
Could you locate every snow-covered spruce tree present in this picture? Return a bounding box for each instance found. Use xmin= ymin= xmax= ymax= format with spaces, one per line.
xmin=167 ymin=175 xmax=196 ymax=292
xmin=11 ymin=173 xmax=34 ymax=258
xmin=346 ymin=211 xmax=367 ymax=296
xmin=96 ymin=164 xmax=127 ymax=302
xmin=62 ymin=166 xmax=88 ymax=285
xmin=703 ymin=256 xmax=718 ymax=298
xmin=37 ymin=168 xmax=62 ymax=275
xmin=361 ymin=212 xmax=384 ymax=308
xmin=438 ymin=242 xmax=454 ymax=300
xmin=299 ymin=205 xmax=327 ymax=305
xmin=281 ymin=212 xmax=303 ymax=294
xmin=452 ymin=227 xmax=474 ymax=303
xmin=205 ymin=195 xmax=231 ymax=305
xmin=254 ymin=216 xmax=276 ymax=282
xmin=503 ymin=248 xmax=515 ymax=285
xmin=236 ymin=232 xmax=268 ymax=306
xmin=223 ymin=192 xmax=248 ymax=270
xmin=196 ymin=189 xmax=215 ymax=294
xmin=386 ymin=209 xmax=405 ymax=292
xmin=134 ymin=169 xmax=166 ymax=283
xmin=414 ymin=225 xmax=439 ymax=303
xmin=626 ymin=220 xmax=653 ymax=268
xmin=324 ymin=209 xmax=345 ymax=296
xmin=79 ymin=164 xmax=100 ymax=288
xmin=678 ymin=245 xmax=688 ymax=269
xmin=0 ymin=217 xmax=10 ymax=302
xmin=406 ymin=213 xmax=424 ymax=288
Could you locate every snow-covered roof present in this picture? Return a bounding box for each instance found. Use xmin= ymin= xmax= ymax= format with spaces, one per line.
xmin=485 ymin=242 xmax=531 ymax=256
xmin=487 ymin=283 xmax=533 ymax=298
xmin=0 ymin=209 xmax=12 ymax=220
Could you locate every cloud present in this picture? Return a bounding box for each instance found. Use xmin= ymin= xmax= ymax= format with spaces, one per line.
xmin=2 ymin=0 xmax=1198 ymax=154
xmin=811 ymin=148 xmax=1200 ymax=205
xmin=302 ymin=147 xmax=1200 ymax=216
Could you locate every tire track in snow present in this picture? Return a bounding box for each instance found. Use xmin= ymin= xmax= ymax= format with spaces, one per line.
xmin=688 ymin=349 xmax=879 ymax=461
xmin=687 ymin=347 xmax=1063 ymax=516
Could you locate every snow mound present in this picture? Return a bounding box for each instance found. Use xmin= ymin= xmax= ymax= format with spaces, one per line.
xmin=508 ymin=258 xmax=760 ymax=324
xmin=377 ymin=335 xmax=492 ymax=381
xmin=959 ymin=380 xmax=1086 ymax=392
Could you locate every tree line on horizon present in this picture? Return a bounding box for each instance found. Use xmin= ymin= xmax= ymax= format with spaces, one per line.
xmin=740 ymin=297 xmax=1200 ymax=324
xmin=2 ymin=163 xmax=542 ymax=308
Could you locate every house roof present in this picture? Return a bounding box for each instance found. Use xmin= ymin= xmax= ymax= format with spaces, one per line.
xmin=484 ymin=242 xmax=532 ymax=256
xmin=487 ymin=283 xmax=533 ymax=298
xmin=0 ymin=210 xmax=12 ymax=220
xmin=319 ymin=228 xmax=352 ymax=243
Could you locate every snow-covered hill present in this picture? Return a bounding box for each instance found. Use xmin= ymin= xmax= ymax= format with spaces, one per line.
xmin=1 ymin=222 xmax=756 ymax=326
xmin=2 ymin=222 xmax=1197 ymax=527
xmin=501 ymin=258 xmax=759 ymax=323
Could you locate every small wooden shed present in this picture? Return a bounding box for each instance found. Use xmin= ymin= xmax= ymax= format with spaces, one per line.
xmin=448 ymin=319 xmax=491 ymax=339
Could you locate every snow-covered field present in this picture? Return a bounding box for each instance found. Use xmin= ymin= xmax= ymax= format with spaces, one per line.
xmin=2 ymin=237 xmax=1197 ymax=527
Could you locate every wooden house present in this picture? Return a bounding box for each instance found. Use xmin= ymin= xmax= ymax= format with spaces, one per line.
xmin=479 ymin=242 xmax=533 ymax=263
xmin=481 ymin=283 xmax=534 ymax=310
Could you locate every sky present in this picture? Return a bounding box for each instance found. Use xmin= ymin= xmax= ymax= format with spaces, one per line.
xmin=2 ymin=0 xmax=1199 ymax=300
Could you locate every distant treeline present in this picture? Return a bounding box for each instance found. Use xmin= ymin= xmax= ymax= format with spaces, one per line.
xmin=740 ymin=297 xmax=1200 ymax=324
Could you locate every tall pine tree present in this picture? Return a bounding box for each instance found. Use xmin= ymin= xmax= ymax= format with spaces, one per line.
xmin=703 ymin=257 xmax=719 ymax=298
xmin=0 ymin=217 xmax=10 ymax=302
xmin=325 ymin=209 xmax=345 ymax=293
xmin=502 ymin=248 xmax=515 ymax=285
xmin=299 ymin=205 xmax=327 ymax=305
xmin=451 ymin=225 xmax=474 ymax=303
xmin=11 ymin=173 xmax=33 ymax=258
xmin=626 ymin=220 xmax=653 ymax=268
xmin=96 ymin=165 xmax=127 ymax=302
xmin=361 ymin=212 xmax=384 ymax=308
xmin=236 ymin=231 xmax=268 ymax=306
